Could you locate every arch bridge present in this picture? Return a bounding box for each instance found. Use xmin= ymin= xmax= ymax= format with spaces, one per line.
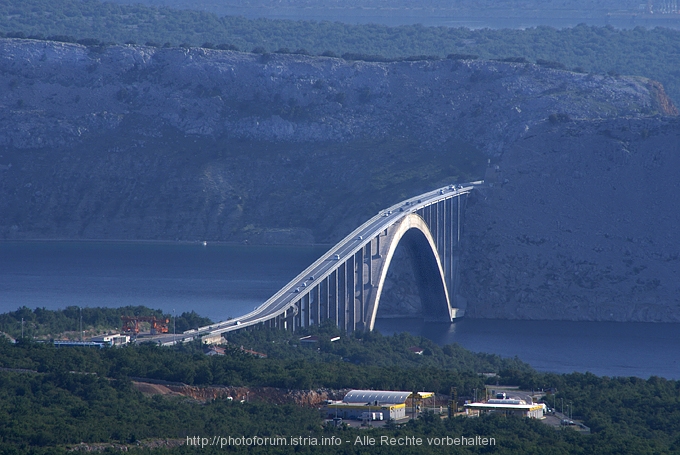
xmin=197 ymin=181 xmax=481 ymax=337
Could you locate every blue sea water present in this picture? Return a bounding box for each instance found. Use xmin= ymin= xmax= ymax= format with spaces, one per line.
xmin=1 ymin=241 xmax=678 ymax=379
xmin=374 ymin=318 xmax=680 ymax=380
xmin=0 ymin=241 xmax=328 ymax=322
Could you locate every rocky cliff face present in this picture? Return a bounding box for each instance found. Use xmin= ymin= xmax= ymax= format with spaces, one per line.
xmin=0 ymin=39 xmax=673 ymax=151
xmin=0 ymin=38 xmax=678 ymax=322
xmin=460 ymin=117 xmax=680 ymax=322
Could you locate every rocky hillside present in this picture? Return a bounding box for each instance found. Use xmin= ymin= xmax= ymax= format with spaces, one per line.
xmin=0 ymin=39 xmax=672 ymax=151
xmin=0 ymin=38 xmax=678 ymax=322
xmin=460 ymin=116 xmax=680 ymax=322
xmin=379 ymin=116 xmax=680 ymax=323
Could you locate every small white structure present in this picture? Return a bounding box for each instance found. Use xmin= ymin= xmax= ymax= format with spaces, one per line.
xmin=90 ymin=334 xmax=130 ymax=346
xmin=299 ymin=335 xmax=340 ymax=344
xmin=201 ymin=333 xmax=225 ymax=345
xmin=205 ymin=346 xmax=226 ymax=356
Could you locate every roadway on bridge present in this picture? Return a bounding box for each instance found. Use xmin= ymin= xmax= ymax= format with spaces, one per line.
xmin=177 ymin=181 xmax=481 ymax=341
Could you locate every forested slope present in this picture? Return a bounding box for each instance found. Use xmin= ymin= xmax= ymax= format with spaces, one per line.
xmin=0 ymin=330 xmax=678 ymax=454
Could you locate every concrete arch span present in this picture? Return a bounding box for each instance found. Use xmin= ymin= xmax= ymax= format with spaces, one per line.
xmin=196 ymin=183 xmax=475 ymax=339
xmin=364 ymin=213 xmax=452 ymax=331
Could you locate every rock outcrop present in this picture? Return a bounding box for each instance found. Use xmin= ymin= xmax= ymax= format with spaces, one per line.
xmin=132 ymin=380 xmax=343 ymax=406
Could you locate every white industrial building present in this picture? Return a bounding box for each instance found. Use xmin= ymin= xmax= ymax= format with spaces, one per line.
xmin=324 ymin=390 xmax=434 ymax=421
xmin=464 ymin=398 xmax=546 ymax=419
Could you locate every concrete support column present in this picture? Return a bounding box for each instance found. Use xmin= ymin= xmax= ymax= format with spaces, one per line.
xmin=320 ymin=278 xmax=329 ymax=323
xmin=356 ymin=249 xmax=364 ymax=328
xmin=446 ymin=197 xmax=454 ymax=295
xmin=283 ymin=309 xmax=290 ymax=331
xmin=301 ymin=294 xmax=309 ymax=328
xmin=366 ymin=242 xmax=373 ymax=287
xmin=338 ymin=263 xmax=346 ymax=332
xmin=310 ymin=285 xmax=320 ymax=325
xmin=347 ymin=255 xmax=355 ymax=332
xmin=293 ymin=301 xmax=301 ymax=331
xmin=330 ymin=270 xmax=338 ymax=325
xmin=457 ymin=194 xmax=462 ymax=244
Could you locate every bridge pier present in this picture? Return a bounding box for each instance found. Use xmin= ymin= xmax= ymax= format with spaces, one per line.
xmin=327 ymin=271 xmax=336 ymax=324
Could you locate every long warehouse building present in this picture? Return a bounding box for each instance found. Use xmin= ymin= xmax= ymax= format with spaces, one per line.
xmin=324 ymin=390 xmax=434 ymax=421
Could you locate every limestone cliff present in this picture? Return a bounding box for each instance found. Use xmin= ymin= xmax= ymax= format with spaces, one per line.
xmin=0 ymin=39 xmax=672 ymax=151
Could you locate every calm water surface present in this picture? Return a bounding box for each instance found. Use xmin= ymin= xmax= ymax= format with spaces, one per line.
xmin=210 ymin=9 xmax=680 ymax=30
xmin=1 ymin=241 xmax=678 ymax=379
xmin=0 ymin=241 xmax=327 ymax=322
xmin=374 ymin=318 xmax=680 ymax=379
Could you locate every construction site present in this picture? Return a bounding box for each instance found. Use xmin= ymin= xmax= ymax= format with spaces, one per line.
xmin=121 ymin=315 xmax=170 ymax=336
